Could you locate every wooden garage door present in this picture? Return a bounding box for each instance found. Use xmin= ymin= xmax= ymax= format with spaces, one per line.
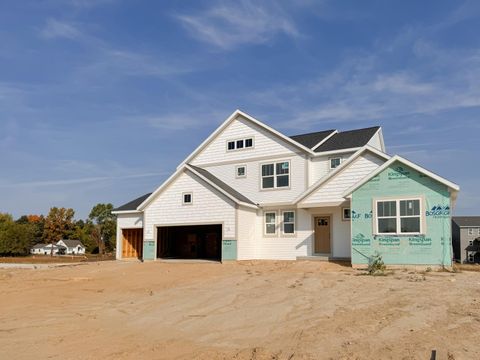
xmin=122 ymin=229 xmax=143 ymax=259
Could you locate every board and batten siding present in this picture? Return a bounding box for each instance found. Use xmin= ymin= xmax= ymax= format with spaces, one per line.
xmin=237 ymin=207 xmax=258 ymax=260
xmin=255 ymin=208 xmax=351 ymax=260
xmin=204 ymin=154 xmax=307 ymax=204
xmin=301 ymin=152 xmax=386 ymax=205
xmin=143 ymin=170 xmax=237 ymax=242
xmin=190 ymin=115 xmax=305 ymax=166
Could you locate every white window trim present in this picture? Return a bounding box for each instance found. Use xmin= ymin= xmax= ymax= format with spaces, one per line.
xmin=182 ymin=192 xmax=193 ymax=205
xmin=264 ymin=211 xmax=277 ymax=236
xmin=260 ymin=160 xmax=291 ymax=190
xmin=342 ymin=207 xmax=351 ymax=221
xmin=373 ymin=197 xmax=425 ymax=235
xmin=329 ymin=157 xmax=342 ymax=170
xmin=235 ymin=165 xmax=247 ymax=179
xmin=226 ymin=136 xmax=255 ymax=152
xmin=282 ymin=210 xmax=296 ymax=235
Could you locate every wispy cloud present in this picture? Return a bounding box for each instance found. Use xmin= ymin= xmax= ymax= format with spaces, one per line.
xmin=39 ymin=18 xmax=83 ymax=40
xmin=176 ymin=0 xmax=299 ymax=49
xmin=0 ymin=172 xmax=168 ymax=189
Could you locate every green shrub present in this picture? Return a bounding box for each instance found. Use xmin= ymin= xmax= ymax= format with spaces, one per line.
xmin=367 ymin=251 xmax=386 ymax=275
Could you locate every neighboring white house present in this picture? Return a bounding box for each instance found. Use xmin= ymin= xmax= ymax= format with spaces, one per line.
xmin=30 ymin=240 xmax=85 ymax=255
xmin=112 ymin=109 xmax=459 ymax=266
xmin=57 ymin=239 xmax=86 ymax=255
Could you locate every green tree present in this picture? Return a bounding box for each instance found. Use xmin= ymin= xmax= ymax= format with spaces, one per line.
xmin=88 ymin=203 xmax=116 ymax=254
xmin=0 ymin=213 xmax=35 ymax=256
xmin=43 ymin=207 xmax=75 ymax=254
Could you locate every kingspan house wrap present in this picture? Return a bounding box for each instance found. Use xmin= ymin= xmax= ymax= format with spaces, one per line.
xmin=112 ymin=110 xmax=459 ymax=267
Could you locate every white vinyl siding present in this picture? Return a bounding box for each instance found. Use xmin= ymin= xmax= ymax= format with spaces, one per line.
xmin=143 ymin=170 xmax=236 ymax=241
xmin=204 ymin=155 xmax=307 ymax=204
xmin=301 ymin=152 xmax=386 ymax=205
xmin=191 ymin=116 xmax=304 ymax=165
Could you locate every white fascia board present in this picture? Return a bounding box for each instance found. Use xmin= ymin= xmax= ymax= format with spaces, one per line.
xmin=297 ymin=200 xmax=349 ymax=209
xmin=178 ymin=109 xmax=315 ymax=168
xmin=376 ymin=127 xmax=386 ymax=152
xmin=342 ymin=155 xmax=460 ymax=198
xmin=111 ymin=210 xmax=143 ymax=215
xmin=311 ymin=130 xmax=338 ymax=151
xmin=185 ymin=165 xmax=258 ymax=209
xmin=137 ymin=165 xmax=186 ymax=210
xmin=312 ymin=147 xmax=362 ymax=157
xmin=295 ymin=146 xmax=391 ymax=204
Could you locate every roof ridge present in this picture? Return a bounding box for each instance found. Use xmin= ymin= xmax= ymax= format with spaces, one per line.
xmin=289 ymin=129 xmax=336 ymax=138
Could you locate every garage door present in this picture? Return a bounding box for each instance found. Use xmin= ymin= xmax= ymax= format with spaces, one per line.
xmin=122 ymin=228 xmax=143 ymax=259
xmin=157 ymin=224 xmax=221 ymax=261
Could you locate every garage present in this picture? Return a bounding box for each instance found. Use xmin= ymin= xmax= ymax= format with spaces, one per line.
xmin=122 ymin=228 xmax=143 ymax=259
xmin=157 ymin=224 xmax=222 ymax=261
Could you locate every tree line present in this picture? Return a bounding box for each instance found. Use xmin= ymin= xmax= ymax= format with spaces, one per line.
xmin=0 ymin=203 xmax=116 ymax=256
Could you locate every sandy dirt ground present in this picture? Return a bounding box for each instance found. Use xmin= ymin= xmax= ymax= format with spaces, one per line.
xmin=1 ymin=260 xmax=479 ymax=360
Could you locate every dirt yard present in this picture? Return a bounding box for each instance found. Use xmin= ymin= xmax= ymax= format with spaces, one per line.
xmin=1 ymin=261 xmax=479 ymax=360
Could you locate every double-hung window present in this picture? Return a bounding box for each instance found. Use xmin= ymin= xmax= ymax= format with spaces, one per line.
xmin=375 ymin=198 xmax=422 ymax=235
xmin=261 ymin=161 xmax=290 ymax=189
xmin=282 ymin=211 xmax=295 ymax=234
xmin=265 ymin=212 xmax=276 ymax=235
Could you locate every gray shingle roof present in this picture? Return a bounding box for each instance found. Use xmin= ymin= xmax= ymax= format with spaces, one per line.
xmin=33 ymin=243 xmax=47 ymax=249
xmin=289 ymin=130 xmax=336 ymax=149
xmin=60 ymin=239 xmax=84 ymax=248
xmin=113 ymin=193 xmax=152 ymax=211
xmin=188 ymin=164 xmax=256 ymax=205
xmin=453 ymin=216 xmax=480 ymax=227
xmin=314 ymin=126 xmax=380 ymax=152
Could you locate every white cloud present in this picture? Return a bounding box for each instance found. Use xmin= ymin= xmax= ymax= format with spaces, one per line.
xmin=40 ymin=19 xmax=82 ymax=40
xmin=176 ymin=0 xmax=299 ymax=49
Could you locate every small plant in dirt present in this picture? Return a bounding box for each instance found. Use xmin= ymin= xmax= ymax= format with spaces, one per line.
xmin=367 ymin=251 xmax=386 ymax=275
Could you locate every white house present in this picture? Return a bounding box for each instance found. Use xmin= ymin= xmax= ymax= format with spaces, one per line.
xmin=112 ymin=110 xmax=459 ymax=267
xmin=57 ymin=240 xmax=86 ymax=255
xmin=30 ymin=240 xmax=85 ymax=255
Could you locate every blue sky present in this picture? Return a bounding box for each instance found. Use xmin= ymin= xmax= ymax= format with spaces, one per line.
xmin=1 ymin=0 xmax=479 ymax=219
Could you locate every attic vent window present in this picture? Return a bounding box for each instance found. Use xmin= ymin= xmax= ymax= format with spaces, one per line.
xmin=183 ymin=193 xmax=192 ymax=205
xmin=226 ymin=137 xmax=254 ymax=151
xmin=330 ymin=157 xmax=341 ymax=169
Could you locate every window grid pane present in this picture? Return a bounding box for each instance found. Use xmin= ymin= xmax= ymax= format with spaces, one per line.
xmin=245 ymin=138 xmax=253 ymax=147
xmin=378 ymin=218 xmax=397 ymax=233
xmin=283 ymin=211 xmax=294 ymax=223
xmin=262 ymin=164 xmax=274 ymax=176
xmin=401 ymin=217 xmax=420 ymax=233
xmin=236 ymin=140 xmax=244 ymax=149
xmin=276 ymin=175 xmax=289 ymax=187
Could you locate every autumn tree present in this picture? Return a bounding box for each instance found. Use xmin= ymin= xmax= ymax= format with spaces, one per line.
xmin=42 ymin=207 xmax=75 ymax=254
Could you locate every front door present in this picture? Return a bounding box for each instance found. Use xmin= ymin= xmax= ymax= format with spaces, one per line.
xmin=314 ymin=216 xmax=331 ymax=254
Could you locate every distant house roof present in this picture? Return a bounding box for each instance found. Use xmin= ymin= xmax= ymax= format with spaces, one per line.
xmin=453 ymin=216 xmax=480 ymax=227
xmin=289 ymin=130 xmax=336 ymax=149
xmin=59 ymin=239 xmax=85 ymax=248
xmin=187 ymin=164 xmax=256 ymax=205
xmin=32 ymin=244 xmax=47 ymax=249
xmin=113 ymin=193 xmax=152 ymax=212
xmin=313 ymin=126 xmax=380 ymax=152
